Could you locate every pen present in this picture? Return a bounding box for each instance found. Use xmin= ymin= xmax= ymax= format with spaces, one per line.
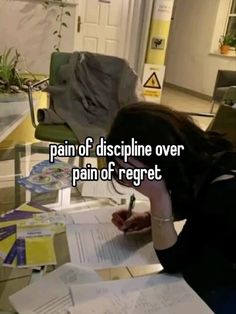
xmin=127 ymin=194 xmax=136 ymax=219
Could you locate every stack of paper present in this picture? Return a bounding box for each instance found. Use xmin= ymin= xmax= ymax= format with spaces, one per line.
xmin=68 ymin=274 xmax=214 ymax=314
xmin=67 ymin=223 xmax=158 ymax=268
xmin=66 ymin=203 xmax=159 ymax=269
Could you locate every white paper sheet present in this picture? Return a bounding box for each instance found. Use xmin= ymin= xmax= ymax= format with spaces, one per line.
xmin=66 ymin=223 xmax=159 ymax=268
xmin=70 ymin=206 xmax=121 ymax=224
xmin=69 ymin=274 xmax=213 ymax=314
xmin=69 ymin=203 xmax=185 ymax=235
xmin=70 ymin=203 xmax=150 ymax=224
xmin=81 ymin=179 xmax=148 ymax=201
xmin=9 ymin=263 xmax=101 ymax=314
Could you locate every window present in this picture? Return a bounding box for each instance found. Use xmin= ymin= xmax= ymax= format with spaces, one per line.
xmin=211 ymin=0 xmax=236 ymax=55
xmin=225 ymin=0 xmax=236 ymax=35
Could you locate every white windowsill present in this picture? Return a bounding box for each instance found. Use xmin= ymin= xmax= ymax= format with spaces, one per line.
xmin=209 ymin=51 xmax=236 ymax=58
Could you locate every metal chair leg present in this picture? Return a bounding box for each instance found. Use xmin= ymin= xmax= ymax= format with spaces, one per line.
xmin=68 ymin=156 xmax=76 ymax=165
xmin=210 ymin=100 xmax=215 ymax=113
xmin=97 ymin=157 xmax=106 ymax=169
xmin=25 ymin=145 xmax=32 ymax=203
xmin=14 ymin=143 xmax=33 ymax=207
xmin=79 ymin=156 xmax=85 ymax=168
xmin=14 ymin=144 xmax=25 ymax=207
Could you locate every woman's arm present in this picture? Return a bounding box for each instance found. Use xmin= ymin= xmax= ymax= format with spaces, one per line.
xmin=154 ymin=216 xmax=195 ymax=273
xmin=149 ymin=189 xmax=190 ymax=273
xmin=132 ymin=163 xmax=194 ymax=273
xmin=116 ymin=158 xmax=194 ymax=272
xmin=150 ymin=195 xmax=177 ymax=250
xmin=156 ymin=178 xmax=236 ymax=275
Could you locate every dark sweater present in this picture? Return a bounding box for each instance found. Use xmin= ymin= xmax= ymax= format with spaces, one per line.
xmin=155 ymin=169 xmax=236 ymax=311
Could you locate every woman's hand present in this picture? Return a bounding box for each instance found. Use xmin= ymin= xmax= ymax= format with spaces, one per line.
xmin=111 ymin=209 xmax=151 ymax=233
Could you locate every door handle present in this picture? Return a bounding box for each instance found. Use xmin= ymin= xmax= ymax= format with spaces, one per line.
xmin=77 ymin=16 xmax=82 ymax=33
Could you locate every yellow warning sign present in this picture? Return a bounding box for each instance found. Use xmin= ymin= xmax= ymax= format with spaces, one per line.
xmin=144 ymin=90 xmax=161 ymax=97
xmin=143 ymin=72 xmax=161 ymax=89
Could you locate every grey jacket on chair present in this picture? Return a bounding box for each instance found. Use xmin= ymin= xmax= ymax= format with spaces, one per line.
xmin=38 ymin=52 xmax=144 ymax=144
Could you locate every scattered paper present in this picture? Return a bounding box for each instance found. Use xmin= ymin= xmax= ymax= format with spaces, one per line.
xmin=69 ymin=274 xmax=213 ymax=314
xmin=9 ymin=263 xmax=102 ymax=314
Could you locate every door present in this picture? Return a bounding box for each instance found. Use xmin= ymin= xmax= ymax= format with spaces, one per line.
xmin=74 ymin=0 xmax=131 ymax=58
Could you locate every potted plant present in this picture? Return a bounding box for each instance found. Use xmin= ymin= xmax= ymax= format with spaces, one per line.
xmin=219 ymin=34 xmax=236 ymax=54
xmin=229 ymin=34 xmax=236 ymax=51
xmin=0 ymin=48 xmax=37 ymax=102
xmin=0 ymin=48 xmax=39 ymax=119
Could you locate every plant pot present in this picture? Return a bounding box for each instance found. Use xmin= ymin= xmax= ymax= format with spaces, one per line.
xmin=0 ymin=93 xmax=28 ymax=117
xmin=0 ymin=92 xmax=28 ymax=103
xmin=220 ymin=45 xmax=230 ymax=55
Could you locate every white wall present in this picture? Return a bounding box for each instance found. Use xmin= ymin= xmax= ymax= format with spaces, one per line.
xmin=0 ymin=0 xmax=76 ymax=74
xmin=165 ymin=0 xmax=236 ymax=97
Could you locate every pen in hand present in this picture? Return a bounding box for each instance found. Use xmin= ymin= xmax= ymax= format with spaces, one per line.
xmin=127 ymin=194 xmax=136 ymax=219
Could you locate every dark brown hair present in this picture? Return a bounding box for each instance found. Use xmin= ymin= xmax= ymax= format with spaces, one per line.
xmin=106 ymin=102 xmax=233 ymax=219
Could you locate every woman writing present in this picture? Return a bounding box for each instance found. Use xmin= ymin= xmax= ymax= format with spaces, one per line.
xmin=107 ymin=102 xmax=236 ymax=313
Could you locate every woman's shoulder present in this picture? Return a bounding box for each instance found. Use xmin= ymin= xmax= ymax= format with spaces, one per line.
xmin=199 ymin=171 xmax=236 ymax=217
xmin=217 ymin=151 xmax=236 ymax=168
xmin=197 ymin=152 xmax=236 ymax=212
xmin=207 ymin=151 xmax=236 ymax=182
xmin=206 ymin=150 xmax=236 ymax=193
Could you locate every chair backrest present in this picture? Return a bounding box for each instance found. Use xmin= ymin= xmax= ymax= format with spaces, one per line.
xmin=212 ymin=70 xmax=236 ymax=101
xmin=49 ymin=52 xmax=72 ymax=85
xmin=207 ymin=104 xmax=236 ymax=147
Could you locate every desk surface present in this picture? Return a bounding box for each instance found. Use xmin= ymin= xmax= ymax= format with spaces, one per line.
xmin=0 ymin=236 xmax=161 ymax=313
xmin=0 ymin=199 xmax=169 ymax=313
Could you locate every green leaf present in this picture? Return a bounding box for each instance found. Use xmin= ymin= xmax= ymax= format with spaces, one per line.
xmin=61 ymin=22 xmax=68 ymax=28
xmin=2 ymin=48 xmax=11 ymax=65
xmin=8 ymin=56 xmax=17 ymax=66
xmin=65 ymin=11 xmax=71 ymax=16
xmin=57 ymin=34 xmax=62 ymax=38
xmin=53 ymin=30 xmax=58 ymax=35
xmin=5 ymin=48 xmax=13 ymax=62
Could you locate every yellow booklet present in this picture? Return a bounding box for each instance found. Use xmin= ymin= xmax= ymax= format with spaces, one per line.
xmin=17 ymin=224 xmax=57 ymax=267
xmin=0 ymin=203 xmax=60 ymax=267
